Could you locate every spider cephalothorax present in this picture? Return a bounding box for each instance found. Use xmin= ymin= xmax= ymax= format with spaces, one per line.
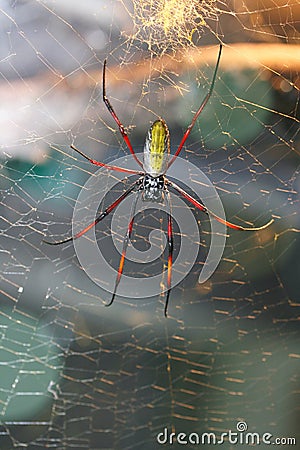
xmin=142 ymin=174 xmax=165 ymax=202
xmin=44 ymin=44 xmax=273 ymax=316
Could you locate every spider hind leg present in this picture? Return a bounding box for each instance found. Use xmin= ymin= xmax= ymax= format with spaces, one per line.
xmin=107 ymin=189 xmax=141 ymax=307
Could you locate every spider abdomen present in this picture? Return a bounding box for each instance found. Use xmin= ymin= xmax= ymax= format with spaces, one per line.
xmin=143 ymin=119 xmax=170 ymax=177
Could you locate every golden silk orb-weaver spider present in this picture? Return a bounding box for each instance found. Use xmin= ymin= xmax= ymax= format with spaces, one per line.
xmin=44 ymin=45 xmax=273 ymax=316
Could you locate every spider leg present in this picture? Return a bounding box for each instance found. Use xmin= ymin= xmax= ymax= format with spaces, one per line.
xmin=167 ymin=180 xmax=274 ymax=231
xmin=106 ymin=188 xmax=141 ymax=307
xmin=43 ymin=179 xmax=141 ymax=245
xmin=70 ymin=145 xmax=143 ymax=175
xmin=164 ymin=189 xmax=173 ymax=317
xmin=102 ymin=60 xmax=143 ymax=169
xmin=168 ymin=44 xmax=222 ymax=169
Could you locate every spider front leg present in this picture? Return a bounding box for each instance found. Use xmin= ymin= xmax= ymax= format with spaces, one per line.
xmin=102 ymin=59 xmax=143 ymax=169
xmin=167 ymin=179 xmax=274 ymax=231
xmin=168 ymin=44 xmax=223 ymax=168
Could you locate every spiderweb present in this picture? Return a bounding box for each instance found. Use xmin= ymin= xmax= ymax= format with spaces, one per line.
xmin=0 ymin=0 xmax=299 ymax=448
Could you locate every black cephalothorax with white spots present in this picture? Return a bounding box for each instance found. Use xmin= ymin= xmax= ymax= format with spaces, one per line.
xmin=142 ymin=174 xmax=165 ymax=202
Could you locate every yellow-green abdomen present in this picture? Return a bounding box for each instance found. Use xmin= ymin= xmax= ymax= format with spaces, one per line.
xmin=143 ymin=119 xmax=170 ymax=177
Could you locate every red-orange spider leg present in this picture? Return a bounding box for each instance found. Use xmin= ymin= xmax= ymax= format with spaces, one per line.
xmin=106 ymin=189 xmax=141 ymax=307
xmin=103 ymin=59 xmax=143 ymax=169
xmin=164 ymin=191 xmax=173 ymax=317
xmin=43 ymin=180 xmax=141 ymax=246
xmin=70 ymin=145 xmax=142 ymax=175
xmin=168 ymin=44 xmax=223 ymax=169
xmin=168 ymin=180 xmax=274 ymax=231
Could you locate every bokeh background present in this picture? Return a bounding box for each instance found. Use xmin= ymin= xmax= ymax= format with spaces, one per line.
xmin=0 ymin=1 xmax=299 ymax=448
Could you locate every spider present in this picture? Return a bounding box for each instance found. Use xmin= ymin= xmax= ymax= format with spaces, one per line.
xmin=44 ymin=44 xmax=273 ymax=316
